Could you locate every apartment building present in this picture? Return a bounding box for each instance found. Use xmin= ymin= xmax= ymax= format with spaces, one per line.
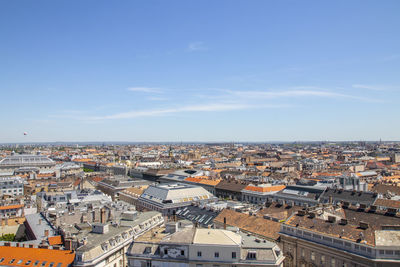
xmin=68 ymin=211 xmax=164 ymax=267
xmin=127 ymin=227 xmax=284 ymax=266
xmin=280 ymin=205 xmax=400 ymax=267
xmin=0 ymin=176 xmax=24 ymax=196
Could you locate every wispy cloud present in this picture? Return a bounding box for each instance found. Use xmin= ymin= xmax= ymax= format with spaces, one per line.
xmin=188 ymin=41 xmax=208 ymax=52
xmin=127 ymin=87 xmax=162 ymax=93
xmin=224 ymin=88 xmax=381 ymax=102
xmin=383 ymin=54 xmax=400 ymax=62
xmin=148 ymin=96 xmax=169 ymax=101
xmin=68 ymin=85 xmax=383 ymax=122
xmin=352 ymin=84 xmax=383 ymax=91
xmin=86 ymin=103 xmax=288 ymax=120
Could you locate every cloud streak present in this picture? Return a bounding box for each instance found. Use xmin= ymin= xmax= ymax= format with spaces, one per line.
xmin=352 ymin=84 xmax=383 ymax=91
xmin=127 ymin=87 xmax=162 ymax=93
xmin=224 ymin=88 xmax=381 ymax=102
xmin=75 ymin=86 xmax=382 ymax=121
xmin=86 ymin=103 xmax=289 ymax=120
xmin=188 ymin=41 xmax=208 ymax=52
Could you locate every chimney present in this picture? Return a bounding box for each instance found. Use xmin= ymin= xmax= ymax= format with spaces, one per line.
xmin=100 ymin=208 xmax=106 ymax=224
xmin=339 ymin=218 xmax=348 ymax=225
xmin=65 ymin=239 xmax=72 ymax=251
xmin=329 ymin=196 xmax=333 ymax=204
xmin=38 ymin=219 xmax=42 ymax=225
xmin=224 ymin=217 xmax=227 ymax=230
xmin=44 ymin=229 xmax=49 ymax=237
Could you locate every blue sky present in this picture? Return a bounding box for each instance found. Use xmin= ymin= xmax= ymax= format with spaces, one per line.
xmin=1 ymin=0 xmax=399 ymax=142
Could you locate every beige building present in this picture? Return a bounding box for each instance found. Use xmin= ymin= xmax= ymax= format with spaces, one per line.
xmin=280 ymin=205 xmax=400 ymax=267
xmin=65 ymin=211 xmax=164 ymax=267
xmin=128 ymin=226 xmax=284 ymax=266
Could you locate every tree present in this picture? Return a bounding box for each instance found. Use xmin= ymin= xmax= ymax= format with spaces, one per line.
xmin=0 ymin=233 xmax=15 ymax=241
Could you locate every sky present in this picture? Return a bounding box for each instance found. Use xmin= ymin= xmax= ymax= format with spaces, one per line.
xmin=1 ymin=0 xmax=400 ymax=143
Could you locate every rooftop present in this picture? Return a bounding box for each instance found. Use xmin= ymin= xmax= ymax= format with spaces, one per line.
xmin=0 ymin=246 xmax=75 ymax=267
xmin=214 ymin=209 xmax=281 ymax=241
xmin=0 ymin=154 xmax=55 ymax=167
xmin=193 ymin=228 xmax=242 ymax=246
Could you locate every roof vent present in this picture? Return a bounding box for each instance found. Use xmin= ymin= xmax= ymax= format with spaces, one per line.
xmin=369 ymin=205 xmax=377 ymax=212
xmin=386 ymin=208 xmax=397 ymax=216
xmin=339 ymin=218 xmax=348 ymax=225
xmin=298 ymin=210 xmax=306 ymax=216
xmin=328 ymin=216 xmax=336 ymax=223
xmin=359 ymin=222 xmax=369 ymax=230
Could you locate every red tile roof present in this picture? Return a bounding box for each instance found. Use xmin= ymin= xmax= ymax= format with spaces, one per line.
xmin=0 ymin=246 xmax=75 ymax=267
xmin=48 ymin=235 xmax=63 ymax=246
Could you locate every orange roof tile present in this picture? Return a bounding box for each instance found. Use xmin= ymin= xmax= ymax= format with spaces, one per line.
xmin=244 ymin=184 xmax=286 ymax=193
xmin=198 ymin=179 xmax=221 ymax=186
xmin=72 ymin=158 xmax=92 ymax=162
xmin=0 ymin=204 xmax=24 ymax=211
xmin=48 ymin=235 xmax=63 ymax=246
xmin=0 ymin=246 xmax=75 ymax=267
xmin=184 ymin=177 xmax=203 ymax=183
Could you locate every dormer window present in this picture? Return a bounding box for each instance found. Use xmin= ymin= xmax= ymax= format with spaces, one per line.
xmin=248 ymin=251 xmax=257 ymax=259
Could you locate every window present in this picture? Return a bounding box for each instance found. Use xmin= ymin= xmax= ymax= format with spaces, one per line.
xmin=17 ymin=260 xmax=23 ymax=264
xmin=311 ymin=251 xmax=315 ymax=261
xmin=180 ymin=250 xmax=184 ymax=256
xmin=0 ymin=258 xmax=4 ymax=263
xmin=49 ymin=263 xmax=54 ymax=267
xmin=196 ymin=265 xmax=203 ymax=267
xmin=386 ymin=250 xmax=394 ymax=255
xmin=10 ymin=259 xmax=16 ymax=264
xmin=301 ymin=248 xmax=305 ymax=257
xmin=248 ymin=252 xmax=257 ymax=259
xmin=331 ymin=258 xmax=336 ymax=267
xmin=34 ymin=260 xmax=40 ymax=266
xmin=232 ymin=252 xmax=237 ymax=259
xmin=197 ymin=251 xmax=202 ymax=257
xmin=321 ymin=255 xmax=325 ymax=264
xmin=164 ymin=249 xmax=168 ymax=254
xmin=215 ymin=252 xmax=219 ymax=258
xmin=41 ymin=261 xmax=47 ymax=267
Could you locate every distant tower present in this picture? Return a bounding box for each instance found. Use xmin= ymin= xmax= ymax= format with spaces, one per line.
xmin=168 ymin=146 xmax=173 ymax=158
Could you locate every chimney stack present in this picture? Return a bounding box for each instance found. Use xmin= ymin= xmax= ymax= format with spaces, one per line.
xmin=65 ymin=239 xmax=72 ymax=251
xmin=101 ymin=208 xmax=106 ymax=224
xmin=44 ymin=229 xmax=49 ymax=237
xmin=224 ymin=217 xmax=226 ymax=230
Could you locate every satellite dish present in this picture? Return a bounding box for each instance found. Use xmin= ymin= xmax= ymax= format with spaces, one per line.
xmin=23 ymin=132 xmax=28 ymax=136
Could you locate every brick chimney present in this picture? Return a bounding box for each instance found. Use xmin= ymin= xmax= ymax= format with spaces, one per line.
xmin=100 ymin=208 xmax=106 ymax=224
xmin=65 ymin=239 xmax=72 ymax=251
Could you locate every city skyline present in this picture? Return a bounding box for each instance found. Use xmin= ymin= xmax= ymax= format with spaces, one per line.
xmin=1 ymin=1 xmax=400 ymax=142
